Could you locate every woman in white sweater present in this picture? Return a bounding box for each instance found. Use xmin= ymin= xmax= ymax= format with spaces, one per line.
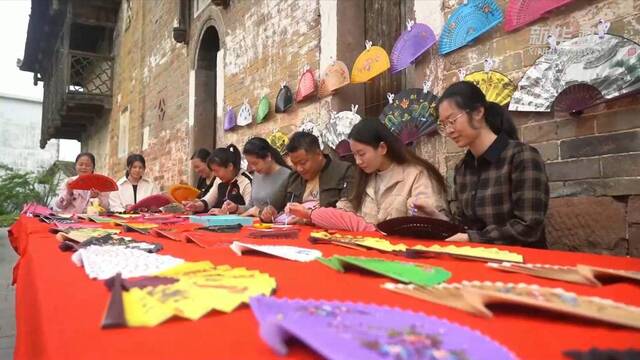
xmin=109 ymin=154 xmax=160 ymax=212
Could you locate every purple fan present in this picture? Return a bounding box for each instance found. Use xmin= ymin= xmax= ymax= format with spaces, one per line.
xmin=250 ymin=296 xmax=516 ymax=360
xmin=553 ymin=83 xmax=604 ymax=116
xmin=223 ymin=106 xmax=237 ymax=131
xmin=391 ymin=22 xmax=437 ymax=73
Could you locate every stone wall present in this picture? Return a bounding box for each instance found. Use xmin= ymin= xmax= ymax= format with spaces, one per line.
xmin=85 ymin=0 xmax=639 ymax=255
xmin=411 ymin=0 xmax=640 ymax=255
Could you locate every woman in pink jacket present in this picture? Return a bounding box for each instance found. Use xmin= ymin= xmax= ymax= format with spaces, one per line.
xmin=54 ymin=152 xmax=110 ymax=214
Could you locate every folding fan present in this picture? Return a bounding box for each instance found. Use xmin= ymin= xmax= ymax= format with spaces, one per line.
xmin=267 ymin=130 xmax=289 ymax=155
xmin=168 ymin=184 xmax=200 ymax=203
xmin=127 ymin=194 xmax=174 ymax=213
xmin=275 ymin=82 xmax=294 ymax=113
xmin=310 ymin=207 xmax=377 ymax=232
xmin=464 ymin=70 xmax=517 ymax=105
xmin=256 ymin=95 xmax=270 ymax=124
xmin=377 ymin=216 xmax=465 ymax=240
xmin=223 ymin=105 xmax=236 ymax=131
xmin=510 ymin=34 xmax=640 ymax=112
xmin=553 ymin=83 xmax=604 ymax=115
xmin=250 ymin=296 xmax=516 ymax=359
xmin=504 ymin=0 xmax=574 ymax=32
xmin=295 ymin=66 xmax=317 ymax=103
xmin=68 ymin=174 xmax=118 ymax=192
xmin=322 ymin=105 xmax=361 ymax=150
xmin=317 ymin=60 xmax=350 ymax=98
xmin=351 ymin=40 xmax=391 ymax=84
xmin=439 ymin=0 xmax=503 ymax=55
xmin=379 ymin=81 xmax=439 ymax=146
xmin=236 ymin=99 xmax=253 ymax=126
xmin=390 ymin=21 xmax=437 ymax=73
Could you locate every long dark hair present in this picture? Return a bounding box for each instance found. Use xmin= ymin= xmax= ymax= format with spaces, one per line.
xmin=75 ymin=152 xmax=96 ymax=173
xmin=348 ymin=119 xmax=447 ymax=211
xmin=243 ymin=137 xmax=290 ymax=169
xmin=190 ymin=148 xmax=211 ymax=163
xmin=207 ymin=144 xmax=242 ymax=177
xmin=125 ymin=153 xmax=146 ymax=178
xmin=437 ymin=81 xmax=518 ymax=140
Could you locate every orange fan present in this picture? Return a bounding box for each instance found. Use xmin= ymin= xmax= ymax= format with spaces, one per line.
xmin=68 ymin=174 xmax=118 ymax=192
xmin=168 ymin=184 xmax=200 ymax=202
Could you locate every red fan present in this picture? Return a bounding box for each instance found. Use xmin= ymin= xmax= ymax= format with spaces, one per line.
xmin=310 ymin=207 xmax=377 ymax=232
xmin=68 ymin=174 xmax=118 ymax=192
xmin=126 ymin=194 xmax=174 ymax=213
xmin=377 ymin=216 xmax=465 ymax=240
xmin=295 ymin=67 xmax=317 ymax=103
xmin=504 ymin=0 xmax=574 ymax=32
xmin=553 ymin=84 xmax=604 ymax=116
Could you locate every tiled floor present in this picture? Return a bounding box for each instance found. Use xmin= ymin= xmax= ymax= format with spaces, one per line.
xmin=0 ymin=229 xmax=16 ymax=359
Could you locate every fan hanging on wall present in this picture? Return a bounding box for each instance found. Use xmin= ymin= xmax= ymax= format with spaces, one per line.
xmin=509 ymin=33 xmax=640 ymax=112
xmin=439 ymin=0 xmax=503 ymax=55
xmin=351 ymin=40 xmax=391 ymax=84
xmin=379 ymin=81 xmax=439 ymax=146
xmin=504 ymin=0 xmax=574 ymax=32
xmin=390 ymin=20 xmax=437 ymax=73
xmin=464 ymin=62 xmax=517 ymax=106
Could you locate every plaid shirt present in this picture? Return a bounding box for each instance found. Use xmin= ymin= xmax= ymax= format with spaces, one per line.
xmin=453 ymin=133 xmax=549 ymax=248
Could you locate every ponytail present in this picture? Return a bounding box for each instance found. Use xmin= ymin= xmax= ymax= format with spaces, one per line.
xmin=208 ymin=144 xmax=242 ymax=176
xmin=437 ymin=81 xmax=518 ymax=140
xmin=484 ymin=102 xmax=518 ymax=140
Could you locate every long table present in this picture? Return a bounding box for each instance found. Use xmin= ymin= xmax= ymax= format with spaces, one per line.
xmin=7 ymin=215 xmax=640 ymax=359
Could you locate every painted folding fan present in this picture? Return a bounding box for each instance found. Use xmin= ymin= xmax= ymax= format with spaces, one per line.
xmin=256 ymin=95 xmax=270 ymax=124
xmin=383 ymin=281 xmax=640 ymax=330
xmin=236 ymin=99 xmax=253 ymax=126
xmin=55 ymin=228 xmax=121 ymax=243
xmin=504 ymin=0 xmax=574 ymax=32
xmin=168 ymin=184 xmax=199 ymax=202
xmin=488 ymin=262 xmax=640 ymax=287
xmin=68 ymin=174 xmax=118 ymax=192
xmin=102 ymin=261 xmax=277 ymax=327
xmin=464 ymin=68 xmax=517 ymax=106
xmin=317 ymin=59 xmax=350 ymax=98
xmin=275 ymin=82 xmax=294 ymax=113
xmin=390 ymin=20 xmax=437 ymax=73
xmin=127 ymin=194 xmax=174 ymax=213
xmin=223 ymin=105 xmax=236 ymax=131
xmin=509 ymin=34 xmax=640 ymax=112
xmin=322 ymin=105 xmax=361 ymax=150
xmin=249 ymin=296 xmax=516 ymax=359
xmin=298 ymin=119 xmax=324 ymax=150
xmin=379 ymin=81 xmax=438 ymax=146
xmin=295 ymin=65 xmax=317 ymax=103
xmin=230 ymin=241 xmax=322 ymax=262
xmin=310 ymin=207 xmax=376 ymax=232
xmin=351 ymin=40 xmax=391 ymax=84
xmin=439 ymin=0 xmax=503 ymax=55
xmin=267 ymin=129 xmax=289 ymax=155
xmin=319 ymin=255 xmax=451 ymax=287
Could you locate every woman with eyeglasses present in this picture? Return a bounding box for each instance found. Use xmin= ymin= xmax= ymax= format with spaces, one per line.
xmin=412 ymin=81 xmax=549 ymax=248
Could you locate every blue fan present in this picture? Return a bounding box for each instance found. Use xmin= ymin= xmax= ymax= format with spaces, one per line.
xmin=439 ymin=0 xmax=503 ymax=55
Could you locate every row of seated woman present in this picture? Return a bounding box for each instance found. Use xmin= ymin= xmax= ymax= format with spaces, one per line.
xmin=54 ymin=81 xmax=549 ymax=248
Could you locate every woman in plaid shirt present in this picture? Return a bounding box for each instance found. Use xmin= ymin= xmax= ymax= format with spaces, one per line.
xmin=413 ymin=81 xmax=549 ymax=248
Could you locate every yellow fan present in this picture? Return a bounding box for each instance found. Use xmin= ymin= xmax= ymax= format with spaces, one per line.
xmin=267 ymin=130 xmax=289 ymax=155
xmin=464 ymin=70 xmax=516 ymax=106
xmin=351 ymin=41 xmax=391 ymax=84
xmin=168 ymin=184 xmax=200 ymax=202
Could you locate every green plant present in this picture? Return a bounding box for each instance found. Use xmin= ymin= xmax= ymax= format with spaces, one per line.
xmin=0 ymin=164 xmax=63 ymax=215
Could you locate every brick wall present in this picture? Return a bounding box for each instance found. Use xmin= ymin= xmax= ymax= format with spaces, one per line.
xmin=411 ymin=0 xmax=640 ymax=255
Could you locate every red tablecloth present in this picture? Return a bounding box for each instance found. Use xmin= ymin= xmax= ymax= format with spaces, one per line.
xmin=7 ymin=215 xmax=640 ymax=360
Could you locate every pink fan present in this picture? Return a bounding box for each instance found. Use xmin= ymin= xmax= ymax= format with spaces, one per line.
xmin=126 ymin=194 xmax=174 ymax=213
xmin=295 ymin=67 xmax=317 ymax=103
xmin=553 ymin=83 xmax=605 ymax=116
xmin=390 ymin=21 xmax=437 ymax=73
xmin=21 ymin=203 xmax=52 ymax=217
xmin=504 ymin=0 xmax=574 ymax=32
xmin=310 ymin=207 xmax=376 ymax=232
